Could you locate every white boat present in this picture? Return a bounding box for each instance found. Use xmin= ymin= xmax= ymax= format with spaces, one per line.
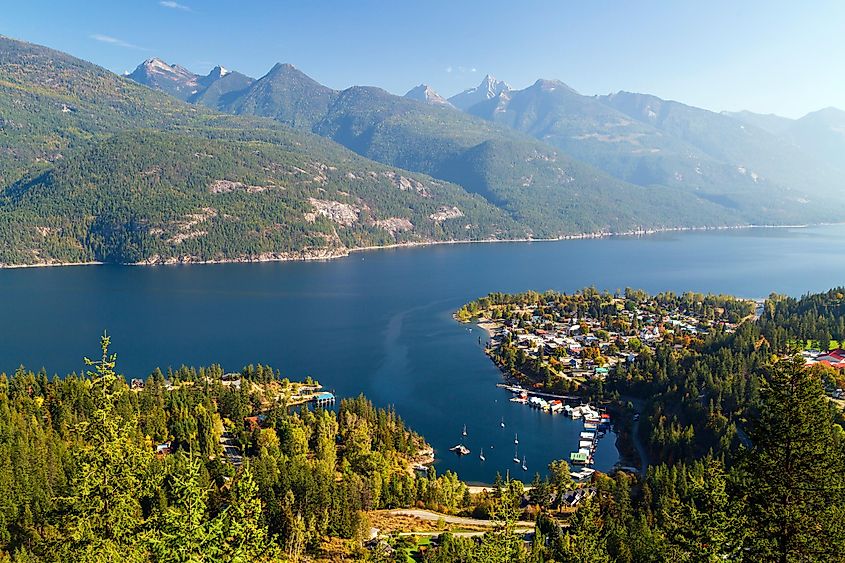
xmin=514 ymin=433 xmax=519 ymax=445
xmin=462 ymin=424 xmax=467 ymax=437
xmin=500 ymin=417 xmax=505 ymax=428
xmin=513 ymin=446 xmax=520 ymax=463
xmin=450 ymin=444 xmax=470 ymax=456
xmin=521 ymin=456 xmax=527 ymax=471
xmin=479 ymin=448 xmax=485 ymax=461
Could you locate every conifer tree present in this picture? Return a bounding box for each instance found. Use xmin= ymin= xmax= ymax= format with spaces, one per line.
xmin=739 ymin=356 xmax=845 ymax=562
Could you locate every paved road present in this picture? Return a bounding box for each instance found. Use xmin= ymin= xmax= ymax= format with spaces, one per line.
xmin=466 ymin=485 xmax=533 ymax=494
xmin=389 ymin=509 xmax=535 ymax=531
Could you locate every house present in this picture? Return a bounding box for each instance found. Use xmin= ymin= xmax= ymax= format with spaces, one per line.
xmin=817 ymin=349 xmax=845 ymax=365
xmin=155 ymin=441 xmax=172 ymax=456
xmin=559 ymin=487 xmax=596 ymax=508
xmin=244 ymin=416 xmax=261 ymax=431
xmin=130 ymin=378 xmax=145 ymax=390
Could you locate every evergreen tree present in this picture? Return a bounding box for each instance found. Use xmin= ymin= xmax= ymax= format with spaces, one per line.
xmin=739 ymin=356 xmax=845 ymax=562
xmin=50 ymin=335 xmax=152 ymax=562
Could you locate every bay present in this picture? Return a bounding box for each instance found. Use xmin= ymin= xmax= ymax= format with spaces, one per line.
xmin=2 ymin=225 xmax=844 ymax=483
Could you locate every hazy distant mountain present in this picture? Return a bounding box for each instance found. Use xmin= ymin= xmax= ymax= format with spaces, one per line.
xmin=454 ymin=74 xmax=843 ymax=212
xmin=722 ymin=110 xmax=795 ymax=136
xmin=126 ymin=57 xmax=199 ymax=100
xmin=724 ymin=107 xmax=845 ymax=173
xmin=404 ymin=84 xmax=452 ymax=107
xmin=601 ymin=91 xmax=842 ymax=198
xmin=465 ymin=79 xmax=744 ymax=192
xmin=448 ymin=74 xmax=511 ymax=111
xmin=787 ymin=107 xmax=845 ymax=172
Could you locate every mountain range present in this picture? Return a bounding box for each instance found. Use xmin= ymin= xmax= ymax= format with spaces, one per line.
xmin=0 ymin=35 xmax=841 ymax=267
xmin=127 ymin=56 xmax=845 ymax=227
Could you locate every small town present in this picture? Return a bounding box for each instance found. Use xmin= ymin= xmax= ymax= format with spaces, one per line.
xmin=457 ymin=288 xmax=756 ymax=394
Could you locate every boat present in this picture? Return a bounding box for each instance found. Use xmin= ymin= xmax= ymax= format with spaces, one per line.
xmin=570 ymin=467 xmax=596 ymax=481
xmin=449 ymin=444 xmax=470 ymax=456
xmin=514 ymin=433 xmax=519 ymax=445
xmin=479 ymin=448 xmax=485 ymax=461
xmin=513 ymin=446 xmax=520 ymax=463
xmin=462 ymin=424 xmax=467 ymax=437
xmin=521 ymin=455 xmax=527 ymax=471
xmin=500 ymin=417 xmax=505 ymax=428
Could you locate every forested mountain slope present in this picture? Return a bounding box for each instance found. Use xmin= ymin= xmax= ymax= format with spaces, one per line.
xmin=135 ymin=57 xmax=844 ymax=229
xmin=0 ymin=36 xmax=520 ymax=266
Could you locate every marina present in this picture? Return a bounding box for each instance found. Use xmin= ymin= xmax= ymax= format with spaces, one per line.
xmin=500 ymin=385 xmax=613 ymax=474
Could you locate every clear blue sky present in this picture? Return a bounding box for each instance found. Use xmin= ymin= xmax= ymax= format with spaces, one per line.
xmin=2 ymin=0 xmax=843 ymax=118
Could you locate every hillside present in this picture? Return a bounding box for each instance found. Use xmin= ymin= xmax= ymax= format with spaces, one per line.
xmin=726 ymin=107 xmax=845 ymax=175
xmin=0 ymin=36 xmax=520 ymax=266
xmin=133 ymin=57 xmax=844 ymax=228
xmin=149 ymin=61 xmax=754 ymax=234
xmin=456 ymin=75 xmax=844 ymax=217
xmin=601 ymin=91 xmax=843 ymax=198
xmin=786 ymin=107 xmax=845 ymax=173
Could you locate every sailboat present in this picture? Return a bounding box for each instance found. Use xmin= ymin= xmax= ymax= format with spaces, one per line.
xmin=462 ymin=424 xmax=467 ymax=437
xmin=513 ymin=446 xmax=520 ymax=464
xmin=479 ymin=448 xmax=485 ymax=461
xmin=514 ymin=433 xmax=519 ymax=445
xmin=522 ymin=455 xmax=527 ymax=471
xmin=500 ymin=417 xmax=505 ymax=428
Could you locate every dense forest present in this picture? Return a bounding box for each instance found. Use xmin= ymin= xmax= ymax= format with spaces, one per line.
xmin=0 ymin=337 xmax=473 ymax=561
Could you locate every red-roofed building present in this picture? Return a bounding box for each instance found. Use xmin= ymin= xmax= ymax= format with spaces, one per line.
xmin=817 ymin=349 xmax=845 ymax=366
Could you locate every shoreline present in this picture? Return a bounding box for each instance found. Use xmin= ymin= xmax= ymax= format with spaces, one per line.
xmin=0 ymin=221 xmax=834 ymax=271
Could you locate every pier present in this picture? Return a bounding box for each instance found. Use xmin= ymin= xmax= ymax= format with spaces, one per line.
xmin=496 ymin=383 xmax=579 ymax=402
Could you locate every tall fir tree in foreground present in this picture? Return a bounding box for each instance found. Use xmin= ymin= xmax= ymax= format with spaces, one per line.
xmin=739 ymin=356 xmax=845 ymax=562
xmin=51 ymin=334 xmax=154 ymax=562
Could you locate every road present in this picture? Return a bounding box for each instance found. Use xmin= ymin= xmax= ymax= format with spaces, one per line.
xmin=620 ymin=396 xmax=650 ymax=477
xmin=389 ymin=509 xmax=535 ymax=531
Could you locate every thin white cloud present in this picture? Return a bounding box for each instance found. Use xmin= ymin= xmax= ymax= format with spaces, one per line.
xmin=89 ymin=34 xmax=149 ymax=51
xmin=445 ymin=65 xmax=478 ymax=75
xmin=159 ymin=1 xmax=191 ymax=11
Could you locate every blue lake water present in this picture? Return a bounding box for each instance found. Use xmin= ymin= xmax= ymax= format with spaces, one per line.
xmin=2 ymin=225 xmax=845 ymax=483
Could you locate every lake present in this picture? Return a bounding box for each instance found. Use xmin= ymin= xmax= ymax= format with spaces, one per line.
xmin=2 ymin=225 xmax=845 ymax=483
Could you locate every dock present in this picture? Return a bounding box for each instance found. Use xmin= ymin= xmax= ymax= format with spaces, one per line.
xmin=312 ymin=391 xmax=336 ymax=406
xmin=496 ymin=383 xmax=579 ymax=401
